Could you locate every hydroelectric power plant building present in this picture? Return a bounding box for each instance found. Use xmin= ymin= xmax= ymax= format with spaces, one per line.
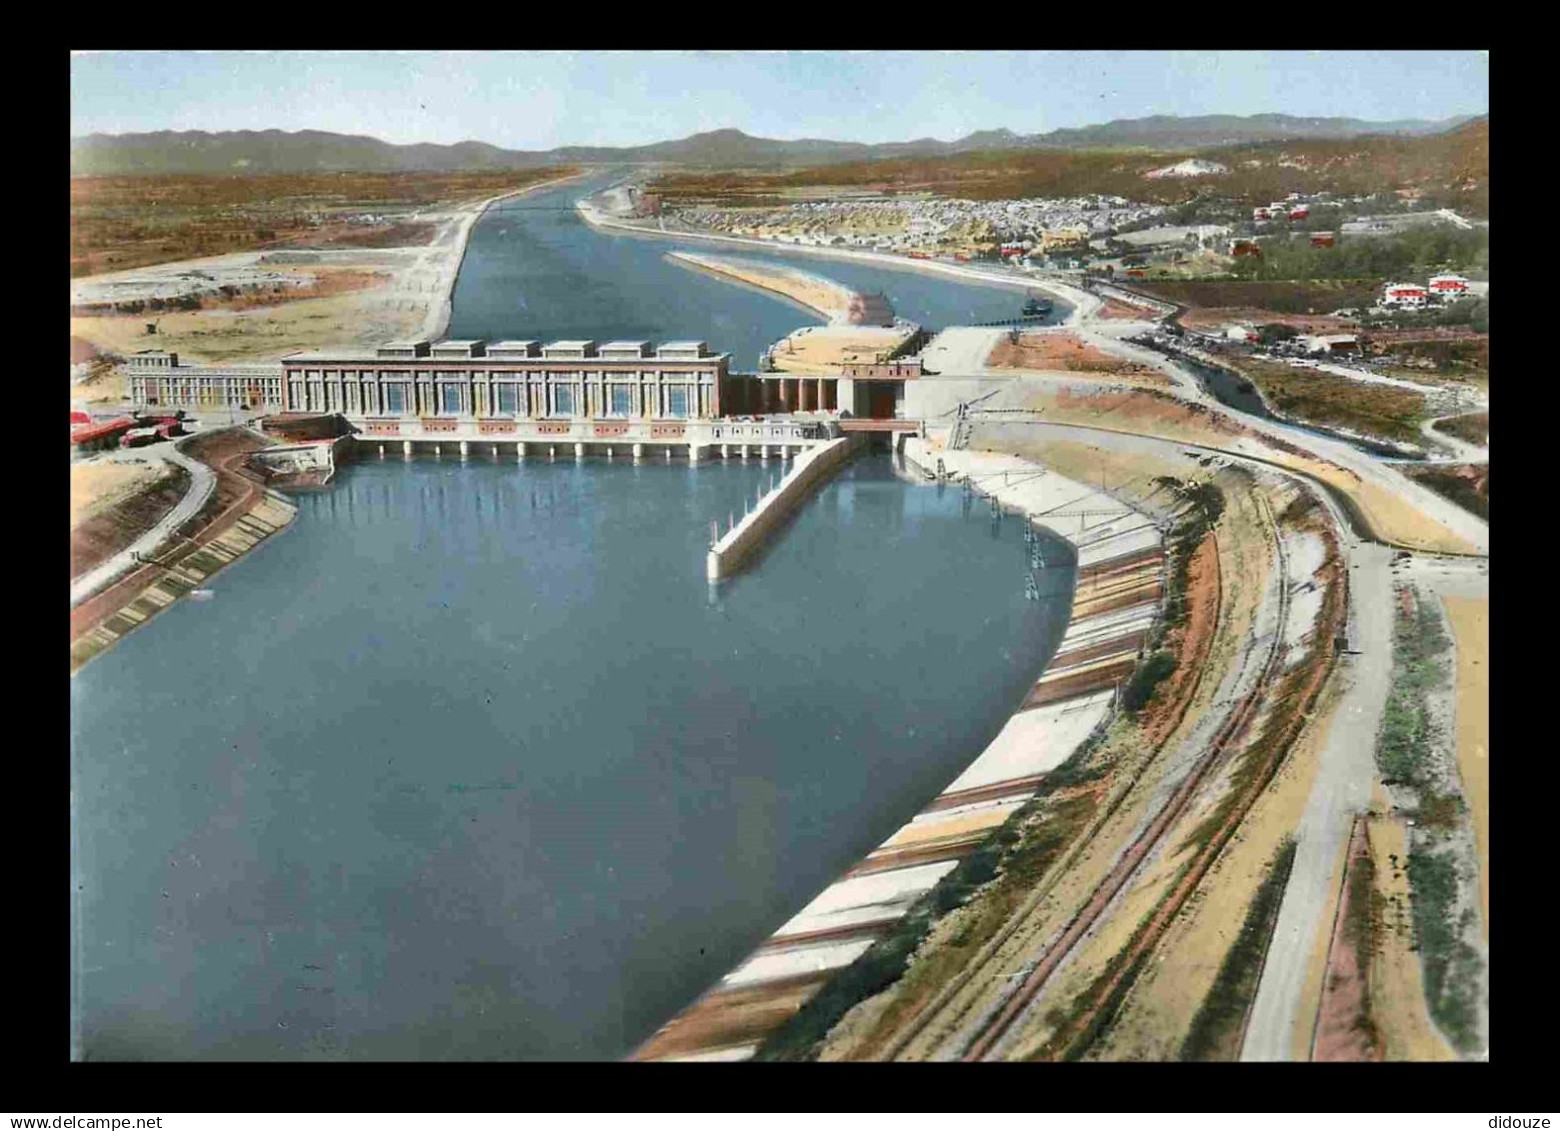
xmin=126 ymin=339 xmax=901 ymax=459
xmin=125 ymin=335 xmax=927 ymax=448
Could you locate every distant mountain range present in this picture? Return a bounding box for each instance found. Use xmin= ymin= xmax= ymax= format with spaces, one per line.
xmin=70 ymin=114 xmax=1482 ymax=175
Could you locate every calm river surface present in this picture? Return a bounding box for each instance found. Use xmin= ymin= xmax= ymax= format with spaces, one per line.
xmin=71 ymin=171 xmax=1080 ymax=1060
xmin=449 ymin=170 xmax=1066 ymax=368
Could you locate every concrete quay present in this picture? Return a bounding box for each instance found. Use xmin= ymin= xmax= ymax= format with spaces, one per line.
xmin=631 ymin=438 xmax=1165 ymax=1062
xmin=707 ymin=435 xmax=867 ymax=580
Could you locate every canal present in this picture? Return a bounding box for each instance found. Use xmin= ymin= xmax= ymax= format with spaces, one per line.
xmin=448 ymin=170 xmax=1066 ymax=368
xmin=70 ymin=169 xmax=1083 ymax=1060
xmin=71 ymin=455 xmax=1077 ymax=1060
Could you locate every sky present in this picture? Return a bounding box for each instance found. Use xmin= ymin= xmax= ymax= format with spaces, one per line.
xmin=70 ymin=51 xmax=1489 ymax=149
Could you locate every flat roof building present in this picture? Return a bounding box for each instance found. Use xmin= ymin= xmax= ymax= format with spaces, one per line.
xmin=657 ymin=342 xmax=711 ymax=360
xmin=487 ymin=340 xmax=541 ymax=358
xmin=277 ymin=339 xmax=733 ymax=423
xmin=377 ymin=340 xmax=431 ymax=358
xmin=430 ymin=339 xmax=487 ymax=358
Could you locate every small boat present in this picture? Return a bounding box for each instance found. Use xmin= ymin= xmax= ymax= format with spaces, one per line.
xmin=1022 ymin=295 xmax=1053 ymax=317
xmin=189 ymin=589 xmax=215 ymax=601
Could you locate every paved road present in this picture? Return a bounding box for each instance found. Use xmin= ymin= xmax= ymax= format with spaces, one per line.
xmin=1105 ymin=336 xmax=1490 ymax=556
xmin=69 ymin=439 xmax=216 ymax=608
xmin=916 ymin=330 xmax=1485 ymax=1060
xmin=1240 ymin=535 xmax=1392 ymax=1061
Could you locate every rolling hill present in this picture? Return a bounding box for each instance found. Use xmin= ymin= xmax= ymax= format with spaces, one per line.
xmin=69 ymin=114 xmax=1478 ymax=175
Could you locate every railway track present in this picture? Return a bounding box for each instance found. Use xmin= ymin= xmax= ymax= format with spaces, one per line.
xmin=952 ymin=490 xmax=1293 ymax=1061
xmin=871 ymin=490 xmax=1220 ymax=1062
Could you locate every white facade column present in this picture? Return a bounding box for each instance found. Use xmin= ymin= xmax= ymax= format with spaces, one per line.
xmin=517 ymin=441 xmax=527 ymax=459
xmin=721 ymin=443 xmax=730 ymax=460
xmin=632 ymin=443 xmax=644 ymax=462
xmin=459 ymin=440 xmax=470 ymax=458
xmin=575 ymin=442 xmax=586 ymax=460
xmin=689 ymin=444 xmax=701 ymax=464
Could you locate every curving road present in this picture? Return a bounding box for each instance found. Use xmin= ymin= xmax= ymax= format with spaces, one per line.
xmin=69 ymin=437 xmax=216 ymax=608
xmin=900 ymin=300 xmax=1487 ymax=1061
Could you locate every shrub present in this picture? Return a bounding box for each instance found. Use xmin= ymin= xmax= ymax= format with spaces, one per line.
xmin=1122 ymin=650 xmax=1176 ymax=714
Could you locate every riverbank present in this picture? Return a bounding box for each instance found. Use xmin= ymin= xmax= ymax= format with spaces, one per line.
xmin=71 ymin=171 xmax=585 ymax=367
xmin=69 ymin=437 xmax=219 ymax=608
xmin=575 ymin=197 xmax=1094 ymax=326
xmin=71 ymin=457 xmax=192 ymax=582
xmin=70 ymin=428 xmax=295 ymax=675
xmin=632 ymin=438 xmax=1164 ymax=1061
xmin=423 ymin=170 xmax=587 ymax=341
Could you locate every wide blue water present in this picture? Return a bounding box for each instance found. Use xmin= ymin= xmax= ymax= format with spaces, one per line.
xmin=448 ymin=170 xmax=1065 ymax=368
xmin=70 ymin=171 xmax=1081 ymax=1060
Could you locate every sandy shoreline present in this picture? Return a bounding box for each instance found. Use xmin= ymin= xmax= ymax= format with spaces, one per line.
xmin=665 ymin=250 xmax=854 ymax=323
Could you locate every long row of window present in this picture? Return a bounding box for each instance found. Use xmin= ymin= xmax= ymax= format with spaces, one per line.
xmin=289 ymin=381 xmax=696 ymax=418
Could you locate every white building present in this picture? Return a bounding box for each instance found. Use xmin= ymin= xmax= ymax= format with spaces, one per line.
xmin=1429 ymin=273 xmax=1472 ymax=299
xmin=1381 ymin=283 xmax=1429 ymax=308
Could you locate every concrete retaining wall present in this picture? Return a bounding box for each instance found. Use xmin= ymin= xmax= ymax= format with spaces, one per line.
xmin=633 ymin=438 xmax=1166 ymax=1061
xmin=706 ymin=435 xmax=865 ymax=580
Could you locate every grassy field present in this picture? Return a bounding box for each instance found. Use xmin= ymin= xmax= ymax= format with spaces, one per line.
xmin=1233 ymin=359 xmax=1429 ymax=445
xmin=1404 ymin=465 xmax=1489 ymax=521
xmin=1179 ymin=839 xmax=1298 ymax=1060
xmin=1435 ymin=412 xmax=1489 ymax=446
xmin=70 ymin=169 xmax=574 ymax=277
xmin=1143 ymin=279 xmax=1386 ymax=316
xmin=1371 ymin=335 xmax=1489 ymax=391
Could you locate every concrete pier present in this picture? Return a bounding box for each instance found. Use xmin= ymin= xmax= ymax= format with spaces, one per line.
xmin=721 ymin=444 xmax=730 ymax=460
xmin=517 ymin=442 xmax=527 ymax=459
xmin=633 ymin=443 xmax=644 ymax=462
xmin=690 ymin=444 xmax=701 ymax=464
xmin=402 ymin=440 xmax=413 ymax=457
xmin=707 ymin=435 xmax=864 ymax=581
xmin=459 ymin=440 xmax=470 ymax=458
xmin=378 ymin=444 xmax=385 ymax=457
xmin=576 ymin=442 xmax=586 ymax=460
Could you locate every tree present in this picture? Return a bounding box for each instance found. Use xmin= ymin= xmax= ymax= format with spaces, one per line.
xmin=1257 ymin=323 xmax=1299 ymax=345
